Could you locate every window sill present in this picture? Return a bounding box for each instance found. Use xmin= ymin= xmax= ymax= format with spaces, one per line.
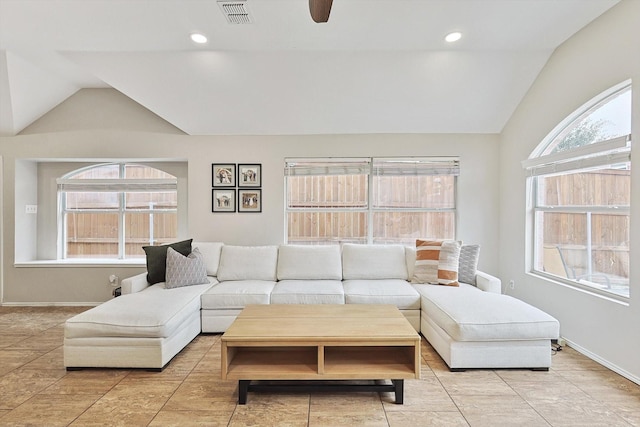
xmin=527 ymin=271 xmax=630 ymax=306
xmin=15 ymin=259 xmax=146 ymax=268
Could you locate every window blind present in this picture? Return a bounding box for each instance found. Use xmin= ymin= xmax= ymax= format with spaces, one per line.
xmin=57 ymin=179 xmax=177 ymax=192
xmin=522 ymin=135 xmax=631 ymax=177
xmin=285 ymin=158 xmax=371 ymax=176
xmin=372 ymin=157 xmax=460 ymax=176
xmin=526 ymin=152 xmax=630 ymax=177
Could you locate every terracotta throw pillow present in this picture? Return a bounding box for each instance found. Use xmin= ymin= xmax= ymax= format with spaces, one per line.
xmin=412 ymin=239 xmax=461 ymax=286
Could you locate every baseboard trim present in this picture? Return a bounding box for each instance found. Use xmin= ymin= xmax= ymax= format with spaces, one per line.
xmin=564 ymin=337 xmax=640 ymax=385
xmin=0 ymin=301 xmax=100 ymax=307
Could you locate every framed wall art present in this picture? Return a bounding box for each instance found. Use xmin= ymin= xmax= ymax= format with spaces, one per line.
xmin=212 ymin=163 xmax=236 ymax=187
xmin=238 ymin=164 xmax=261 ymax=187
xmin=212 ymin=189 xmax=236 ymax=212
xmin=238 ymin=189 xmax=262 ymax=212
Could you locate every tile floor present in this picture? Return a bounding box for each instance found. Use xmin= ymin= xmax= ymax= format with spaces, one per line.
xmin=0 ymin=306 xmax=639 ymax=427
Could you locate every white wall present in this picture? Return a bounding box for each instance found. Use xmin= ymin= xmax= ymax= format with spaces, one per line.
xmin=14 ymin=160 xmax=37 ymax=261
xmin=0 ymin=90 xmax=501 ymax=305
xmin=0 ymin=155 xmax=3 ymax=303
xmin=499 ymin=0 xmax=640 ymax=382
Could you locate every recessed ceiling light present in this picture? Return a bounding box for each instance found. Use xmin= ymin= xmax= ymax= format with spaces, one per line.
xmin=190 ymin=33 xmax=208 ymax=44
xmin=445 ymin=32 xmax=462 ymax=43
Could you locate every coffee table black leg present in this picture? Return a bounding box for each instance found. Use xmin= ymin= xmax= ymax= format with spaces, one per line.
xmin=238 ymin=380 xmax=250 ymax=404
xmin=393 ymin=379 xmax=404 ymax=404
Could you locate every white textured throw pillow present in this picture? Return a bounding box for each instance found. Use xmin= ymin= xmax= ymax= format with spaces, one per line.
xmin=165 ymin=247 xmax=209 ymax=289
xmin=458 ymin=244 xmax=480 ymax=285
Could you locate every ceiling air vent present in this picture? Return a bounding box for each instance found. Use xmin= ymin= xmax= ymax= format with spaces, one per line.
xmin=218 ymin=1 xmax=252 ymax=24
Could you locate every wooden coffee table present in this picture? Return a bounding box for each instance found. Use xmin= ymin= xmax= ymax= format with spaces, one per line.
xmin=221 ymin=304 xmax=421 ymax=404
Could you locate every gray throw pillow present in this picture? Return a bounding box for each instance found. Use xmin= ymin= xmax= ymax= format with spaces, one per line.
xmin=142 ymin=239 xmax=193 ymax=284
xmin=165 ymin=247 xmax=209 ymax=289
xmin=458 ymin=244 xmax=480 ymax=285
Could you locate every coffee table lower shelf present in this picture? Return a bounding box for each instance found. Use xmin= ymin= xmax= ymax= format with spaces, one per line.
xmin=223 ymin=345 xmax=418 ymax=404
xmin=238 ymin=379 xmax=405 ymax=405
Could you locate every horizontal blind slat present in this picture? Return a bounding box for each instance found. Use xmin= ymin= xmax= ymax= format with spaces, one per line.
xmin=57 ymin=179 xmax=177 ymax=192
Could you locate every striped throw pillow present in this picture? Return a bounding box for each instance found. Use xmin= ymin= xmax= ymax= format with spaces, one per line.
xmin=412 ymin=239 xmax=462 ymax=286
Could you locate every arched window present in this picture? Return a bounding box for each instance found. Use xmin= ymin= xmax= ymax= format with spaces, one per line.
xmin=523 ymin=82 xmax=631 ymax=298
xmin=58 ymin=163 xmax=178 ymax=259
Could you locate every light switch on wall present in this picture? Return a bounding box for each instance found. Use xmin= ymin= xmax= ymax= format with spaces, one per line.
xmin=25 ymin=205 xmax=38 ymax=214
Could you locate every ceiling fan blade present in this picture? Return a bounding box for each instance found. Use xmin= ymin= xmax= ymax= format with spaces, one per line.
xmin=309 ymin=0 xmax=333 ymax=23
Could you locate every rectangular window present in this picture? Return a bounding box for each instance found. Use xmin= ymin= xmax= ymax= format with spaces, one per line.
xmin=532 ymin=163 xmax=630 ymax=298
xmin=371 ymin=158 xmax=457 ymax=244
xmin=285 ymin=157 xmax=458 ymax=244
xmin=286 ymin=159 xmax=370 ymax=244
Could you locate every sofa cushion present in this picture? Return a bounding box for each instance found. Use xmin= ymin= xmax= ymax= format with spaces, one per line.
xmin=192 ymin=241 xmax=224 ymax=276
xmin=342 ymin=279 xmax=420 ymax=309
xmin=216 ymin=245 xmax=278 ymax=281
xmin=406 ymin=246 xmax=416 ymax=279
xmin=277 ymin=245 xmax=342 ymax=280
xmin=412 ymin=239 xmax=461 ymax=286
xmin=166 ymin=247 xmax=209 ymax=289
xmin=200 ymin=280 xmax=276 ymax=309
xmin=271 ymin=280 xmax=345 ymax=304
xmin=415 ymin=283 xmax=559 ymax=341
xmin=342 ymin=244 xmax=408 ymax=280
xmin=65 ymin=281 xmax=213 ymax=339
xmin=142 ymin=239 xmax=193 ymax=284
xmin=458 ymin=244 xmax=480 ymax=285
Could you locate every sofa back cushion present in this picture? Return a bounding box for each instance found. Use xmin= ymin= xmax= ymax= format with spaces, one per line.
xmin=277 ymin=245 xmax=342 ymax=280
xmin=216 ymin=245 xmax=278 ymax=281
xmin=342 ymin=244 xmax=408 ymax=280
xmin=192 ymin=241 xmax=224 ymax=276
xmin=406 ymin=247 xmax=416 ymax=279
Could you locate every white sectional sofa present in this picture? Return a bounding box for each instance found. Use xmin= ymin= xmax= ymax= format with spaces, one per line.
xmin=63 ymin=241 xmax=559 ymax=371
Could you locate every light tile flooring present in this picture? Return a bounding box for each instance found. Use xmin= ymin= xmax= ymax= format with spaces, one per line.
xmin=0 ymin=306 xmax=639 ymax=427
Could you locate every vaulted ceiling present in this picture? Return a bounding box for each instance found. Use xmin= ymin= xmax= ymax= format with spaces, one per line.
xmin=0 ymin=0 xmax=620 ymax=136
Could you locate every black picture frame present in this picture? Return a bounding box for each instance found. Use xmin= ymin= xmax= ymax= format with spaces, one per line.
xmin=238 ymin=189 xmax=262 ymax=212
xmin=212 ymin=163 xmax=236 ymax=187
xmin=237 ymin=163 xmax=262 ymax=187
xmin=212 ymin=189 xmax=236 ymax=212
